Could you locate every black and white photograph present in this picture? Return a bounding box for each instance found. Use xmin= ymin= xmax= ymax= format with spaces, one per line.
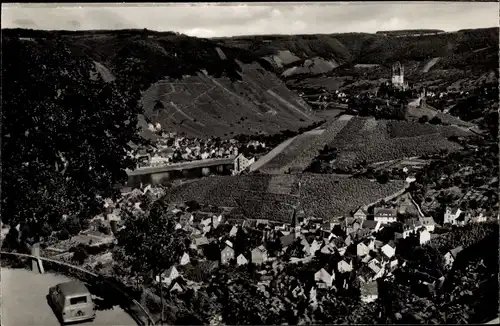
xmin=1 ymin=2 xmax=499 ymax=325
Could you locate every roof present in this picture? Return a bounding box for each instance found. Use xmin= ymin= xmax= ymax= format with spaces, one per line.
xmin=362 ymin=220 xmax=378 ymax=230
xmin=374 ymin=208 xmax=397 ymax=217
xmin=280 ymin=234 xmax=295 ymax=247
xmin=57 ymin=281 xmax=90 ymax=297
xmin=421 ymin=217 xmax=436 ymax=225
xmin=449 ymin=246 xmax=463 ymax=258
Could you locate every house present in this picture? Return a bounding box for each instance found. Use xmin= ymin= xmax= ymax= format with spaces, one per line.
xmin=221 ymin=246 xmax=235 ymax=265
xmin=180 ymin=252 xmax=190 ymax=266
xmin=360 ymin=280 xmax=379 ymax=303
xmin=368 ymin=258 xmax=382 ymax=274
xmin=381 ymin=243 xmax=396 ymax=259
xmin=193 ymin=236 xmax=210 ymax=247
xmin=338 ymin=259 xmax=353 ymax=273
xmin=419 ymin=229 xmax=431 ymax=245
xmin=251 ymin=245 xmax=268 ymax=265
xmin=229 ymin=225 xmax=238 ymax=237
xmin=346 ymin=218 xmax=363 ymax=235
xmin=402 ymin=218 xmax=422 ymax=238
xmin=236 ymin=254 xmax=248 ymax=266
xmin=314 ymin=267 xmax=335 ymax=288
xmin=310 ymin=239 xmax=322 ymax=256
xmin=357 ymin=242 xmax=370 ymax=257
xmin=444 ymin=246 xmax=463 ymax=269
xmin=320 ymin=243 xmax=336 ymax=255
xmin=374 ymin=208 xmax=397 ymax=224
xmin=344 ymin=234 xmax=354 ymax=246
xmin=444 ymin=207 xmax=462 ymax=225
xmin=280 ymin=234 xmax=295 ymax=250
xmin=233 ymin=153 xmax=255 ymax=175
xmin=420 ymin=217 xmax=436 ymax=232
xmin=456 ymin=213 xmax=470 ymax=226
xmin=156 ymin=266 xmax=179 ymax=286
xmin=353 ymin=206 xmax=368 ymax=220
xmin=169 ymin=277 xmax=187 ymax=293
xmin=362 ymin=220 xmax=381 ymax=232
xmin=300 ymin=239 xmax=312 ymax=256
xmin=225 ymin=240 xmax=233 ymax=248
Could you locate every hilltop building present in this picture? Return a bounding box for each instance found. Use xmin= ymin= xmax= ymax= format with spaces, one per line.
xmin=391 ymin=62 xmax=408 ymax=91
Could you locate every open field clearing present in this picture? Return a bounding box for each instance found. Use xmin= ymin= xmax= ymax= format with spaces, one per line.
xmin=161 ymin=174 xmax=405 ymax=221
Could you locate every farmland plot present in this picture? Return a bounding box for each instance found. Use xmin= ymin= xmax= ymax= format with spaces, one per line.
xmin=300 ymin=174 xmax=405 ymax=219
xmin=259 ymin=115 xmax=352 ymax=174
xmin=162 ymin=173 xmax=405 ymax=222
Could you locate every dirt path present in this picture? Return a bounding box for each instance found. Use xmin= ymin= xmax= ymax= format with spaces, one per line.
xmin=250 ymin=136 xmax=297 ymax=172
xmin=423 ymin=57 xmax=441 ymax=73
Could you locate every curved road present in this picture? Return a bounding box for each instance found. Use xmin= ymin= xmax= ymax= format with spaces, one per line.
xmin=1 ymin=268 xmax=137 ymax=326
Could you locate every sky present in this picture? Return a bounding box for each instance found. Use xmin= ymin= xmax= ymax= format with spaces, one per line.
xmin=2 ymin=2 xmax=498 ymax=38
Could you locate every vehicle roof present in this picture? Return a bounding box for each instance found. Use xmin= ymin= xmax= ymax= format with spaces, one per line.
xmin=57 ymin=281 xmax=90 ymax=297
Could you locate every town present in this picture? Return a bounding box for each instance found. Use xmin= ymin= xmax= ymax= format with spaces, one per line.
xmin=2 ymin=3 xmax=499 ymax=326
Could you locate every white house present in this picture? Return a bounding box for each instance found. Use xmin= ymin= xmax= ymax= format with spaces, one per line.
xmin=421 ymin=217 xmax=436 ymax=232
xmin=221 ymin=246 xmax=235 ymax=265
xmin=156 ymin=266 xmax=179 ymax=286
xmin=444 ymin=207 xmax=462 ymax=225
xmin=338 ymin=260 xmax=353 ymax=273
xmin=236 ymin=254 xmax=248 ymax=266
xmin=314 ymin=268 xmax=335 ymax=288
xmin=180 ymin=252 xmax=190 ymax=266
xmin=357 ymin=242 xmax=370 ymax=257
xmin=374 ymin=208 xmax=398 ymax=224
xmin=419 ymin=229 xmax=431 ymax=245
xmin=353 ymin=207 xmax=368 ymax=220
xmin=381 ymin=243 xmax=396 ymax=259
xmin=310 ymin=239 xmax=322 ymax=256
xmin=233 ymin=153 xmax=255 ymax=175
xmin=229 ymin=225 xmax=238 ymax=237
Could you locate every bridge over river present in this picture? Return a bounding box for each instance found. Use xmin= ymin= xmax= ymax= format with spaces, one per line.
xmin=125 ymin=157 xmax=234 ymax=188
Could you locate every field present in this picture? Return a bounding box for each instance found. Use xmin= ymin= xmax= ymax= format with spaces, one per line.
xmin=258 ymin=116 xmax=353 ymax=173
xmin=324 ymin=116 xmax=471 ymax=170
xmin=161 ymin=174 xmax=405 ymax=221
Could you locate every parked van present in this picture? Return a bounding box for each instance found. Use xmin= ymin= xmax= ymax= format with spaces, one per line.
xmin=47 ymin=281 xmax=96 ymax=324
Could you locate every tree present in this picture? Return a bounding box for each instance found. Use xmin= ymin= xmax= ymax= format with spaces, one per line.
xmin=2 ymin=36 xmax=144 ymax=244
xmin=115 ymin=199 xmax=190 ymax=280
xmin=419 ymin=115 xmax=429 ymax=123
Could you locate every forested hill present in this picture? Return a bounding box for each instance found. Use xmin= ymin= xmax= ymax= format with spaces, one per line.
xmin=217 ymin=27 xmax=498 ymax=78
xmin=2 ymin=28 xmax=317 ymax=139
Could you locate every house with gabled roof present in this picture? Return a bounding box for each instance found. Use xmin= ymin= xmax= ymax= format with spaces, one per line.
xmin=236 ymin=254 xmax=248 ymax=266
xmin=420 ymin=216 xmax=436 ymax=232
xmin=357 ymin=242 xmax=370 ymax=257
xmin=314 ymin=267 xmax=335 ymax=288
xmin=180 ymin=252 xmax=191 ymax=266
xmin=374 ymin=208 xmax=397 ymax=224
xmin=169 ymin=277 xmax=187 ymax=293
xmin=402 ymin=218 xmax=422 ymax=238
xmin=444 ymin=246 xmax=463 ymax=269
xmin=419 ymin=228 xmax=431 ymax=245
xmin=251 ymin=245 xmax=268 ymax=265
xmin=381 ymin=243 xmax=396 ymax=259
xmin=353 ymin=206 xmax=368 ymax=220
xmin=221 ymin=246 xmax=235 ymax=265
xmin=156 ymin=266 xmax=179 ymax=286
xmin=338 ymin=259 xmax=353 ymax=273
xmin=444 ymin=206 xmax=462 ymax=225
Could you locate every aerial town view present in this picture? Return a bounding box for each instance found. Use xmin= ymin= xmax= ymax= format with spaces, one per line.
xmin=1 ymin=2 xmax=499 ymax=326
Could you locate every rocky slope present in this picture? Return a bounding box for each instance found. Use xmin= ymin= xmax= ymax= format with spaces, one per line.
xmin=218 ymin=27 xmax=499 ymax=92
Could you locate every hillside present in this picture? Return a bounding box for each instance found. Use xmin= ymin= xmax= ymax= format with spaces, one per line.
xmin=161 ymin=174 xmax=405 ymax=221
xmin=3 ymin=28 xmax=317 ymax=139
xmin=218 ymin=27 xmax=499 ymax=92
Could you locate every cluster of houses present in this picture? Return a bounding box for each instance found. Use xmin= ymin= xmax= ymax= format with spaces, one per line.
xmin=149 ymin=193 xmax=464 ymax=305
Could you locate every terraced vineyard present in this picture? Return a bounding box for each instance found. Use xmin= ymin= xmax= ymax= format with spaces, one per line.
xmin=161 ymin=173 xmax=405 ymax=221
xmin=258 ymin=115 xmax=353 ymax=174
xmin=322 ymin=116 xmax=472 ymax=170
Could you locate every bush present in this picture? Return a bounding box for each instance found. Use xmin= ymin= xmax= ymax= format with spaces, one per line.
xmin=429 ymin=116 xmax=442 ymax=125
xmin=57 ymin=229 xmax=71 ymax=240
xmin=418 ymin=115 xmax=429 ymax=123
xmin=72 ymin=246 xmax=89 ymax=264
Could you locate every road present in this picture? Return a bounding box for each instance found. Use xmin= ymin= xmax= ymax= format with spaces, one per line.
xmin=127 ymin=157 xmax=234 ymax=176
xmin=1 ymin=268 xmax=137 ymax=326
xmin=249 ymin=136 xmax=297 ymax=172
